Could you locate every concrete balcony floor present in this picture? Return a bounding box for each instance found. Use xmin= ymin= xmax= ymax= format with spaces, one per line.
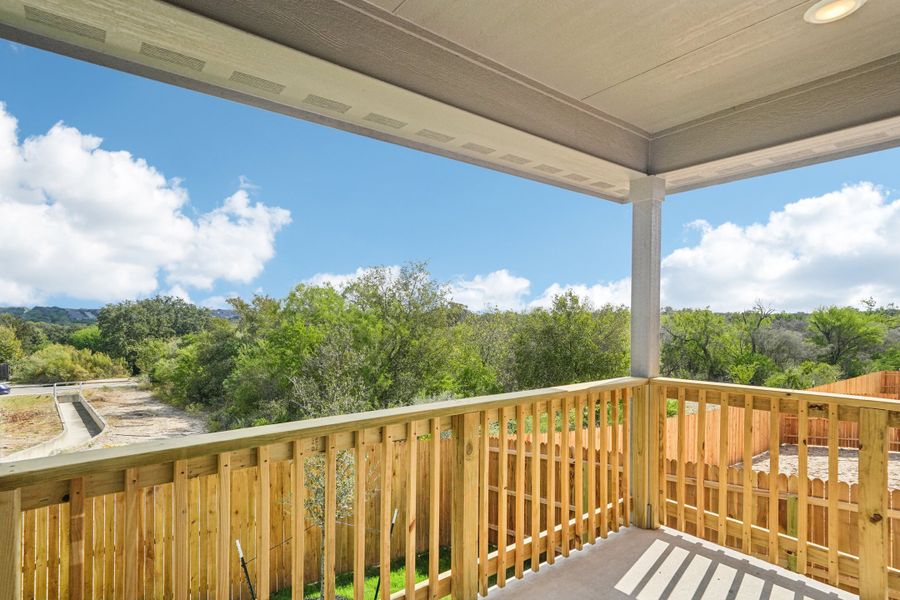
xmin=485 ymin=527 xmax=852 ymax=600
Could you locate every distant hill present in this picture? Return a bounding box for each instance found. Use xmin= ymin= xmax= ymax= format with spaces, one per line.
xmin=0 ymin=306 xmax=238 ymax=324
xmin=0 ymin=306 xmax=100 ymax=324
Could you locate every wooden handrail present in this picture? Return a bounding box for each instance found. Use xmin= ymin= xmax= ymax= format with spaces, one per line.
xmin=0 ymin=376 xmax=646 ymax=492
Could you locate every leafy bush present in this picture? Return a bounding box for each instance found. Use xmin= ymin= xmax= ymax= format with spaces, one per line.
xmin=12 ymin=344 xmax=129 ymax=384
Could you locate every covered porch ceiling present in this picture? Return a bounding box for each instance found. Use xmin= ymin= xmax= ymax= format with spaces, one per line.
xmin=1 ymin=0 xmax=900 ymax=202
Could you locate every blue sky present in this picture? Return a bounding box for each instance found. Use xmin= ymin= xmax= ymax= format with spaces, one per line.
xmin=2 ymin=41 xmax=899 ymax=311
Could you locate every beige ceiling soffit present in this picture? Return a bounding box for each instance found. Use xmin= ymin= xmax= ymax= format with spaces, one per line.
xmin=651 ymin=53 xmax=900 ymax=174
xmin=162 ymin=0 xmax=649 ymax=171
xmin=662 ymin=114 xmax=900 ymax=195
xmin=336 ymin=0 xmax=649 ymax=139
xmin=0 ymin=0 xmax=642 ymax=202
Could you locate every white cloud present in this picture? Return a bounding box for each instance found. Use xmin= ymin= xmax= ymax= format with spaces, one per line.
xmin=449 ymin=269 xmax=531 ymax=311
xmin=662 ymin=182 xmax=900 ymax=311
xmin=530 ymin=278 xmax=631 ymax=309
xmin=200 ymin=294 xmax=237 ymax=310
xmin=303 ymin=266 xmax=401 ymax=290
xmin=0 ymin=103 xmax=290 ymax=305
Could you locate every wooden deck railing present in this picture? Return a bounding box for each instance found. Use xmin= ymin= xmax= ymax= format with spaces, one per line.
xmin=654 ymin=378 xmax=900 ymax=600
xmin=0 ymin=376 xmax=645 ymax=600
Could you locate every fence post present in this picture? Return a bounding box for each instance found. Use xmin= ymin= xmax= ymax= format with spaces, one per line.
xmin=631 ymin=384 xmax=659 ymax=528
xmin=786 ymin=495 xmax=797 ymax=572
xmin=451 ymin=412 xmax=479 ymax=600
xmin=858 ymin=407 xmax=888 ymax=600
xmin=0 ymin=488 xmax=22 ymax=600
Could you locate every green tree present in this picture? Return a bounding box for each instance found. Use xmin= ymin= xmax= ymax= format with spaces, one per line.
xmin=0 ymin=325 xmax=24 ymax=364
xmin=97 ymin=296 xmax=211 ymax=373
xmin=512 ymin=292 xmax=629 ymax=389
xmin=808 ymin=306 xmax=885 ymax=376
xmin=764 ymin=361 xmax=840 ymax=390
xmin=69 ymin=325 xmax=103 ymax=352
xmin=661 ymin=308 xmax=733 ymax=381
xmin=0 ymin=314 xmax=48 ymax=354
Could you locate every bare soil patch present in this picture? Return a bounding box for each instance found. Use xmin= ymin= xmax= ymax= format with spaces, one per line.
xmin=747 ymin=443 xmax=900 ymax=489
xmin=79 ymin=386 xmax=207 ymax=450
xmin=0 ymin=394 xmax=62 ymax=455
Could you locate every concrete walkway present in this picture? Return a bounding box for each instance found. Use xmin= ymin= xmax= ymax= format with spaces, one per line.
xmin=486 ymin=527 xmax=852 ymax=600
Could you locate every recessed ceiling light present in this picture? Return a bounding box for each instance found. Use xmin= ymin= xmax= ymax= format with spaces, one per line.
xmin=803 ymin=0 xmax=867 ymax=24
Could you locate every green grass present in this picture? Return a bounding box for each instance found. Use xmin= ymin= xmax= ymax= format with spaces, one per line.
xmin=270 ymin=547 xmax=451 ymax=600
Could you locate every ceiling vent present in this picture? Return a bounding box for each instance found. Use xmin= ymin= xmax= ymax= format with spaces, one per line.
xmin=499 ymin=154 xmax=530 ymax=165
xmin=416 ymin=129 xmax=454 ymax=143
xmin=302 ymin=94 xmax=351 ymax=114
xmin=564 ymin=173 xmax=590 ymax=182
xmin=229 ymin=71 xmax=285 ymax=94
xmin=363 ymin=113 xmax=406 ymax=129
xmin=461 ymin=142 xmax=495 ymax=155
xmin=534 ymin=164 xmax=562 ymax=175
xmin=590 ymin=181 xmax=615 ymax=189
xmin=140 ymin=42 xmax=205 ymax=72
xmin=24 ymin=5 xmax=105 ymax=42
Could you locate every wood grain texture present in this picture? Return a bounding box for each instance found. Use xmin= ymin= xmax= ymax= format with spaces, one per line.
xmin=404 ymin=423 xmax=417 ymax=600
xmin=450 ymin=412 xmax=479 ymax=600
xmin=355 ymin=431 xmax=367 ymax=600
xmin=216 ymin=454 xmax=231 ymax=600
xmin=0 ymin=488 xmax=21 ymax=600
xmin=291 ymin=441 xmax=305 ymax=600
xmin=174 ymin=461 xmax=189 ymax=600
xmin=256 ymin=447 xmax=271 ymax=600
xmin=858 ymin=408 xmax=888 ymax=600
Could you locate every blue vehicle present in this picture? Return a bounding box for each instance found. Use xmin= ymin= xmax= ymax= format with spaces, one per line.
xmin=0 ymin=383 xmax=10 ymax=395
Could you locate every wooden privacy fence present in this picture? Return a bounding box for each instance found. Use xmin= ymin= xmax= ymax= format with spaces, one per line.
xmin=663 ymin=404 xmax=770 ymax=466
xmin=780 ymin=371 xmax=900 ymax=451
xmin=654 ymin=378 xmax=900 ymax=600
xmin=1 ymin=377 xmax=644 ymax=600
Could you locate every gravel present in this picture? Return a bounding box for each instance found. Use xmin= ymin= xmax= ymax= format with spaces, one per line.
xmin=744 ymin=443 xmax=900 ymax=489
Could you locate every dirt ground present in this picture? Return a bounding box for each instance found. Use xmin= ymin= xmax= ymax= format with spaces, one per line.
xmin=79 ymin=386 xmax=207 ymax=450
xmin=747 ymin=443 xmax=900 ymax=489
xmin=0 ymin=394 xmax=62 ymax=455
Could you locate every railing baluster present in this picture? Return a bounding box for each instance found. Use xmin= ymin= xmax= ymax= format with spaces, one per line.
xmin=768 ymin=397 xmax=780 ymax=565
xmin=676 ymin=387 xmax=686 ymax=532
xmin=515 ymin=404 xmax=526 ymax=578
xmin=498 ymin=407 xmax=509 ymax=586
xmin=530 ymin=400 xmax=541 ymax=572
xmin=858 ymin=407 xmax=888 ymax=600
xmin=573 ymin=395 xmax=584 ymax=549
xmin=610 ymin=391 xmax=620 ymax=533
xmin=292 ymin=440 xmax=305 ymax=600
xmin=380 ymin=426 xmax=393 ymax=600
xmin=355 ymin=430 xmax=367 ymax=600
xmin=546 ymin=399 xmax=557 ymax=564
xmin=657 ymin=384 xmax=666 ymax=529
xmin=623 ymin=388 xmax=631 ymax=528
xmin=0 ymin=489 xmax=21 ymax=600
xmin=560 ymin=396 xmax=571 ymax=554
xmin=696 ymin=390 xmax=707 ymax=540
xmin=742 ymin=394 xmax=753 ymax=555
xmin=478 ymin=411 xmax=489 ymax=595
xmin=451 ymin=412 xmax=480 ymax=600
xmin=587 ymin=392 xmax=597 ymax=543
xmin=257 ymin=447 xmax=271 ymax=600
xmin=405 ymin=423 xmax=417 ymax=600
xmin=174 ymin=460 xmax=190 ymax=600
xmin=124 ymin=469 xmax=139 ymax=600
xmin=216 ymin=453 xmax=231 ymax=600
xmin=717 ymin=392 xmax=728 ymax=546
xmin=797 ymin=399 xmax=808 ymax=575
xmin=325 ymin=435 xmax=337 ymax=600
xmin=827 ymin=402 xmax=839 ymax=586
xmin=428 ymin=419 xmax=440 ymax=600
xmin=599 ymin=391 xmax=609 ymax=538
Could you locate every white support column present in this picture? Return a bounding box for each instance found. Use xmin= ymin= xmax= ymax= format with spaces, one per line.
xmin=629 ymin=175 xmax=664 ymax=529
xmin=629 ymin=176 xmax=664 ymax=378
